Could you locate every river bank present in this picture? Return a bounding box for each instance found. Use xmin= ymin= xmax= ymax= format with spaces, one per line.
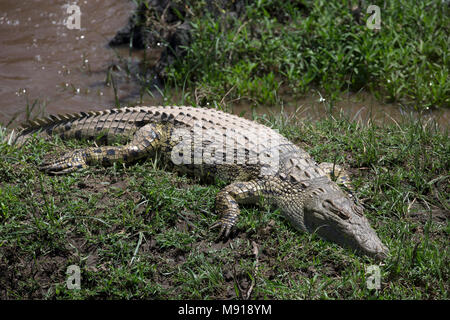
xmin=0 ymin=0 xmax=448 ymax=300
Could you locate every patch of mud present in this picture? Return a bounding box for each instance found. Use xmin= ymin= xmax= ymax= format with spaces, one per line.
xmin=0 ymin=245 xmax=69 ymax=299
xmin=409 ymin=207 xmax=448 ymax=225
xmin=0 ymin=170 xmax=144 ymax=299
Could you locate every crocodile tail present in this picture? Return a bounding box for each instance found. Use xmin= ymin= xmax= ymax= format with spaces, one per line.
xmin=12 ymin=107 xmax=150 ymax=147
xmin=12 ymin=110 xmax=105 ymax=147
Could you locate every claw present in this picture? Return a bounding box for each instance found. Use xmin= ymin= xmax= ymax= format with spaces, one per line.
xmin=39 ymin=150 xmax=88 ymax=174
xmin=210 ymin=219 xmax=233 ymax=239
xmin=48 ymin=165 xmax=87 ymax=175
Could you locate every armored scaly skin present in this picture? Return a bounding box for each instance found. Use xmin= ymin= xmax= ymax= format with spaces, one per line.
xmin=14 ymin=106 xmax=388 ymax=260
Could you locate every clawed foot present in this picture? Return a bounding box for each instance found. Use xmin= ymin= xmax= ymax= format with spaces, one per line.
xmin=210 ymin=220 xmax=233 ymax=239
xmin=40 ymin=150 xmax=88 ymax=175
xmin=210 ymin=212 xmax=238 ymax=239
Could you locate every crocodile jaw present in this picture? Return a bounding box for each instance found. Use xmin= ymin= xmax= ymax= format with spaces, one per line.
xmin=347 ymin=213 xmax=389 ymax=260
xmin=300 ymin=183 xmax=389 ymax=260
xmin=307 ymin=211 xmax=389 ymax=260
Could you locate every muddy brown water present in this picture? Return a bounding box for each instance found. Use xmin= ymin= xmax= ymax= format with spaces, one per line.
xmin=232 ymin=91 xmax=450 ymax=128
xmin=0 ymin=0 xmax=448 ymax=129
xmin=0 ymin=0 xmax=159 ymax=126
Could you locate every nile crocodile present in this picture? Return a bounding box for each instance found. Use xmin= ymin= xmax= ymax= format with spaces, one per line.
xmin=11 ymin=105 xmax=389 ymax=260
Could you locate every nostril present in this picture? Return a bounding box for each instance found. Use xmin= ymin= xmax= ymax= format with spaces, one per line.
xmin=376 ymin=249 xmax=389 ymax=261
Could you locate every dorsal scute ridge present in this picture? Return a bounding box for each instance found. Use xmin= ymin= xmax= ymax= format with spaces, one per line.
xmin=18 ymin=107 xmax=134 ymax=131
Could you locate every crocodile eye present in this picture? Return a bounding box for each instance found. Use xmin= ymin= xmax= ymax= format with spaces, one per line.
xmin=353 ymin=203 xmax=364 ymax=216
xmin=323 ymin=200 xmax=350 ymax=220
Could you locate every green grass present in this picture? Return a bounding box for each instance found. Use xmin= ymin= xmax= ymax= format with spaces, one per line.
xmin=156 ymin=0 xmax=449 ymax=110
xmin=0 ymin=0 xmax=448 ymax=300
xmin=0 ymin=113 xmax=448 ymax=299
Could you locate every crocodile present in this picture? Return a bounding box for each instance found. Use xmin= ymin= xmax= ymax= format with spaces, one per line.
xmin=11 ymin=105 xmax=389 ymax=260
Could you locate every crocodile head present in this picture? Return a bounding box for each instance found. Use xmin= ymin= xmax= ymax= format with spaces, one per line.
xmin=281 ymin=177 xmax=389 ymax=260
xmin=300 ymin=179 xmax=389 ymax=260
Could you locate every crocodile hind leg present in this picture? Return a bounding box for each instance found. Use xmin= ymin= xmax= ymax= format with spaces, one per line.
xmin=211 ymin=180 xmax=265 ymax=238
xmin=40 ymin=123 xmax=164 ymax=174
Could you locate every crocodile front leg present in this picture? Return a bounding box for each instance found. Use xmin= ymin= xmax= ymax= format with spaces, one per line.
xmin=211 ymin=180 xmax=265 ymax=238
xmin=40 ymin=123 xmax=164 ymax=174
